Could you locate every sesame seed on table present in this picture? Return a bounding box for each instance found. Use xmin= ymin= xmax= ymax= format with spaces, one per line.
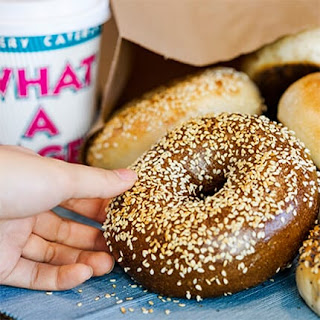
xmin=0 ymin=262 xmax=318 ymax=319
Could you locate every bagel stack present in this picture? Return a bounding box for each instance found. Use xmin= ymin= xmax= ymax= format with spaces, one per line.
xmin=241 ymin=28 xmax=320 ymax=120
xmin=86 ymin=67 xmax=264 ymax=169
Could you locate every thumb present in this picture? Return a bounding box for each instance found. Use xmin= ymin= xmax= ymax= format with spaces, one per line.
xmin=61 ymin=162 xmax=138 ymax=200
xmin=0 ymin=146 xmax=138 ymax=219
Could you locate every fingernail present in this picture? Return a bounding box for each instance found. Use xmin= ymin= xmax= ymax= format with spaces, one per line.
xmin=84 ymin=266 xmax=93 ymax=280
xmin=114 ymin=169 xmax=138 ymax=181
xmin=105 ymin=256 xmax=115 ymax=275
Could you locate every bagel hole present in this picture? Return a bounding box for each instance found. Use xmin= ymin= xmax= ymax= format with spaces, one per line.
xmin=198 ymin=177 xmax=227 ymax=199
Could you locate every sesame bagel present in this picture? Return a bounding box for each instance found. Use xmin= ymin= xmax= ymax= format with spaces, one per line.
xmin=104 ymin=113 xmax=319 ymax=299
xmin=87 ymin=67 xmax=263 ymax=169
xmin=296 ymin=224 xmax=320 ymax=316
xmin=241 ymin=28 xmax=320 ymax=120
xmin=278 ymin=73 xmax=320 ymax=168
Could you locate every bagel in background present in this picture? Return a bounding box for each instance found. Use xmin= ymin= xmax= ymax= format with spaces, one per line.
xmin=278 ymin=72 xmax=320 ymax=168
xmin=296 ymin=224 xmax=320 ymax=316
xmin=241 ymin=28 xmax=320 ymax=120
xmin=86 ymin=67 xmax=264 ymax=169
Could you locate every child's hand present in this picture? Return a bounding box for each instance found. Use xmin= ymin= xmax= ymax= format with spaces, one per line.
xmin=0 ymin=146 xmax=137 ymax=291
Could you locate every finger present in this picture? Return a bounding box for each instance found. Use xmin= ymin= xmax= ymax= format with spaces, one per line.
xmin=0 ymin=146 xmax=136 ymax=219
xmin=60 ymin=198 xmax=111 ymax=223
xmin=0 ymin=145 xmax=37 ymax=156
xmin=60 ymin=161 xmax=137 ymax=201
xmin=33 ymin=211 xmax=107 ymax=251
xmin=22 ymin=234 xmax=113 ymax=276
xmin=1 ymin=257 xmax=93 ymax=291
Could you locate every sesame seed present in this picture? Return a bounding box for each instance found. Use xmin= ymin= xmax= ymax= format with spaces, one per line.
xmin=142 ymin=307 xmax=148 ymax=314
xmin=103 ymin=112 xmax=318 ymax=298
xmin=195 ymin=284 xmax=202 ymax=291
xmin=298 ymin=225 xmax=320 ymax=274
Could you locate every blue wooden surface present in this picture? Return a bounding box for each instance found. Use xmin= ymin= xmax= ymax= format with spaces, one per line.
xmin=0 ymin=262 xmax=318 ymax=320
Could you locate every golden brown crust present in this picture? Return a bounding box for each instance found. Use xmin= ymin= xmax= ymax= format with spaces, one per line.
xmin=278 ymin=73 xmax=320 ymax=168
xmin=296 ymin=225 xmax=320 ymax=316
xmin=87 ymin=67 xmax=263 ymax=169
xmin=104 ymin=113 xmax=319 ymax=299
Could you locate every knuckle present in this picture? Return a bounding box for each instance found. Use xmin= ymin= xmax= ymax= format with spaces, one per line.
xmin=30 ymin=262 xmax=41 ymax=290
xmin=56 ymin=220 xmax=71 ymax=244
xmin=44 ymin=243 xmax=56 ymax=264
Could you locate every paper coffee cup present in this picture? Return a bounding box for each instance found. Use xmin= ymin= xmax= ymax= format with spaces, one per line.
xmin=0 ymin=0 xmax=110 ymax=162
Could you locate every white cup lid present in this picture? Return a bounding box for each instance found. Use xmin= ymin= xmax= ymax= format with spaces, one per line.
xmin=0 ymin=0 xmax=110 ymax=36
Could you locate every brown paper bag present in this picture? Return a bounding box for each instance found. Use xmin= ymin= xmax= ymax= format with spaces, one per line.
xmin=82 ymin=0 xmax=320 ymax=162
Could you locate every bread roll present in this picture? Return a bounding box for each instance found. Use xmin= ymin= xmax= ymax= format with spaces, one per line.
xmin=87 ymin=67 xmax=264 ymax=169
xmin=278 ymin=72 xmax=320 ymax=168
xmin=241 ymin=28 xmax=320 ymax=120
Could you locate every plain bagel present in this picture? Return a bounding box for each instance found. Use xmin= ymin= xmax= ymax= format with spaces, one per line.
xmin=278 ymin=72 xmax=320 ymax=168
xmin=104 ymin=113 xmax=319 ymax=299
xmin=87 ymin=67 xmax=264 ymax=169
